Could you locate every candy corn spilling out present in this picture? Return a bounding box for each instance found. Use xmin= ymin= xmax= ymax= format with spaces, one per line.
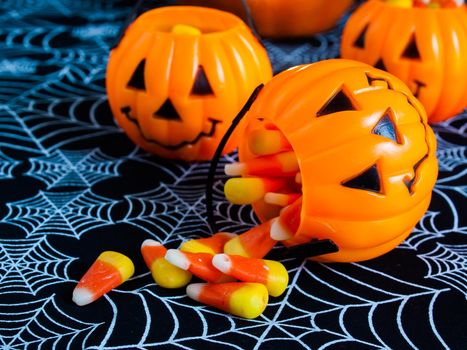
xmin=186 ymin=282 xmax=269 ymax=319
xmin=223 ymin=220 xmax=277 ymax=258
xmin=165 ymin=249 xmax=235 ymax=283
xmin=141 ymin=239 xmax=192 ymax=289
xmin=180 ymin=232 xmax=237 ymax=255
xmin=224 ymin=177 xmax=288 ymax=205
xmin=72 ymin=251 xmax=134 ymax=306
xmin=212 ymin=254 xmax=289 ymax=297
xmin=270 ymin=197 xmax=302 ymax=241
xmin=264 ymin=192 xmax=301 ymax=207
xmin=388 ymin=0 xmax=463 ymax=8
xmin=225 ymin=151 xmax=299 ymax=177
xmin=248 ymin=129 xmax=292 ymax=156
xmin=171 ymin=24 xmax=202 ymax=35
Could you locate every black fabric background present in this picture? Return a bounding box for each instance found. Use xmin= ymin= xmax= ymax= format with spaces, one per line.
xmin=0 ymin=1 xmax=465 ymax=349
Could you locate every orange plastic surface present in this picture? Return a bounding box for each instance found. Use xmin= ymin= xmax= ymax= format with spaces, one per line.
xmin=238 ymin=59 xmax=439 ymax=262
xmin=179 ymin=0 xmax=353 ymax=38
xmin=106 ymin=6 xmax=272 ymax=161
xmin=341 ymin=0 xmax=467 ymax=122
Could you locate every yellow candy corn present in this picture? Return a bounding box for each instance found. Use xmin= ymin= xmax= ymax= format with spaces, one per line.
xmin=141 ymin=239 xmax=192 ymax=289
xmin=224 ymin=151 xmax=299 ymax=177
xmin=72 ymin=251 xmax=134 ymax=306
xmin=213 ymin=254 xmax=289 ymax=297
xmin=186 ymin=282 xmax=269 ymax=319
xmin=180 ymin=232 xmax=237 ymax=255
xmin=248 ymin=129 xmax=292 ymax=156
xmin=385 ymin=0 xmax=413 ymax=7
xmin=224 ymin=177 xmax=288 ymax=205
xmin=171 ymin=24 xmax=202 ymax=35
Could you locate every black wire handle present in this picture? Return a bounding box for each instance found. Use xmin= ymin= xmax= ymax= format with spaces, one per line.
xmin=205 ymin=84 xmax=263 ymax=234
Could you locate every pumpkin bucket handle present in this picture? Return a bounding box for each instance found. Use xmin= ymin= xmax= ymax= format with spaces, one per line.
xmin=205 ymin=84 xmax=264 ymax=234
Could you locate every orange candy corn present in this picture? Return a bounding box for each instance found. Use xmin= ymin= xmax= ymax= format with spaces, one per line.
xmin=224 ymin=151 xmax=299 ymax=177
xmin=224 ymin=177 xmax=288 ymax=205
xmin=223 ymin=220 xmax=277 ymax=258
xmin=165 ymin=249 xmax=234 ymax=283
xmin=248 ymin=129 xmax=292 ymax=156
xmin=72 ymin=251 xmax=134 ymax=306
xmin=212 ymin=254 xmax=289 ymax=297
xmin=180 ymin=232 xmax=237 ymax=255
xmin=141 ymin=239 xmax=192 ymax=289
xmin=270 ymin=197 xmax=302 ymax=241
xmin=264 ymin=192 xmax=301 ymax=207
xmin=186 ymin=282 xmax=269 ymax=319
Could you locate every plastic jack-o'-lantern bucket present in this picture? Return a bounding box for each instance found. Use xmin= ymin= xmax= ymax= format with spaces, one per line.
xmin=106 ymin=6 xmax=272 ymax=161
xmin=179 ymin=0 xmax=353 ymax=38
xmin=341 ymin=0 xmax=467 ymax=123
xmin=210 ymin=59 xmax=438 ymax=263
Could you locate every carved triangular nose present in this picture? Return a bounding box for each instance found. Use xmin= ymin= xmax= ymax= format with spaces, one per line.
xmin=154 ymin=99 xmax=182 ymax=121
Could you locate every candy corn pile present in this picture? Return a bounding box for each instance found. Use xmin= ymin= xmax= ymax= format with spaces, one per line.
xmin=73 ymin=231 xmax=289 ymax=319
xmin=386 ymin=0 xmax=464 ymax=8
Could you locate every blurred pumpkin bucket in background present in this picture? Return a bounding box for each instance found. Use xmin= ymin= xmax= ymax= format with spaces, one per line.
xmin=341 ymin=0 xmax=467 ymax=123
xmin=180 ymin=0 xmax=354 ymax=38
xmin=106 ymin=5 xmax=272 ymax=161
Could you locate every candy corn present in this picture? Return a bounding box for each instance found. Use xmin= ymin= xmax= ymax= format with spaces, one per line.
xmin=180 ymin=232 xmax=237 ymax=255
xmin=225 ymin=151 xmax=299 ymax=177
xmin=186 ymin=282 xmax=269 ymax=319
xmin=295 ymin=172 xmax=302 ymax=184
xmin=224 ymin=177 xmax=288 ymax=205
xmin=165 ymin=249 xmax=234 ymax=283
xmin=212 ymin=254 xmax=289 ymax=297
xmin=264 ymin=192 xmax=301 ymax=207
xmin=141 ymin=239 xmax=192 ymax=289
xmin=270 ymin=197 xmax=302 ymax=241
xmin=248 ymin=129 xmax=292 ymax=156
xmin=72 ymin=251 xmax=134 ymax=306
xmin=386 ymin=0 xmax=413 ymax=7
xmin=223 ymin=220 xmax=277 ymax=258
xmin=171 ymin=24 xmax=202 ymax=35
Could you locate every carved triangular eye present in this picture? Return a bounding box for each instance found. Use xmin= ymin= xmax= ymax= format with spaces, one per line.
xmin=402 ymin=34 xmax=421 ymax=60
xmin=374 ymin=59 xmax=387 ymax=71
xmin=342 ymin=164 xmax=382 ymax=194
xmin=354 ymin=24 xmax=368 ymax=48
xmin=316 ymin=87 xmax=357 ymax=117
xmin=127 ymin=59 xmax=146 ymax=90
xmin=191 ymin=66 xmax=214 ymax=96
xmin=372 ymin=109 xmax=401 ymax=144
xmin=154 ymin=99 xmax=181 ymax=121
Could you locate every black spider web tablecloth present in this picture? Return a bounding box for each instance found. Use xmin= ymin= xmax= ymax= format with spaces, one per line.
xmin=0 ymin=1 xmax=466 ymax=349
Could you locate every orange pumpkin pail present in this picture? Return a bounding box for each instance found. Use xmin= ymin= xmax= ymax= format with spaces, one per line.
xmin=341 ymin=0 xmax=467 ymax=123
xmin=106 ymin=6 xmax=272 ymax=161
xmin=233 ymin=59 xmax=438 ymax=262
xmin=179 ymin=0 xmax=353 ymax=38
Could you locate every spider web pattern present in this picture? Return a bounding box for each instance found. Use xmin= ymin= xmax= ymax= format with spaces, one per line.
xmin=27 ymin=148 xmax=122 ymax=188
xmin=0 ymin=296 xmax=101 ymax=349
xmin=2 ymin=189 xmax=117 ymax=239
xmin=0 ymin=150 xmax=20 ymax=179
xmin=419 ymin=243 xmax=467 ymax=297
xmin=0 ymin=0 xmax=465 ymax=349
xmin=0 ymin=237 xmax=76 ymax=295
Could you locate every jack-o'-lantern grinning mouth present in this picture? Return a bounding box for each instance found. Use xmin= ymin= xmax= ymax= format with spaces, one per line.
xmin=120 ymin=106 xmax=221 ymax=150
